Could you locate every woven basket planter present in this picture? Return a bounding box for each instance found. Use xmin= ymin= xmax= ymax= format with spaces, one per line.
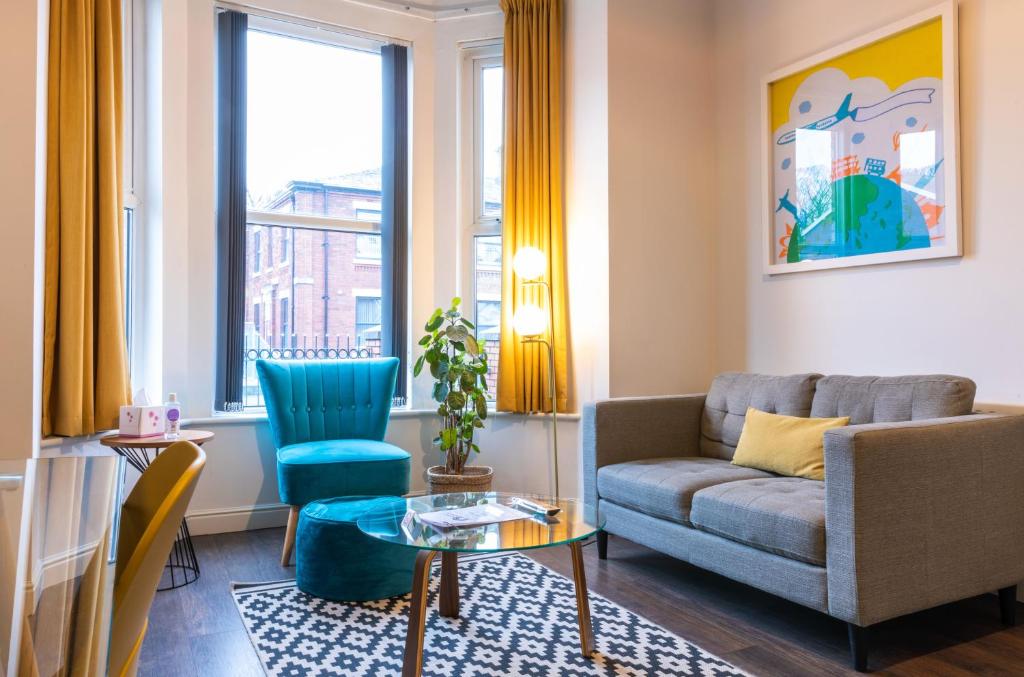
xmin=426 ymin=465 xmax=494 ymax=494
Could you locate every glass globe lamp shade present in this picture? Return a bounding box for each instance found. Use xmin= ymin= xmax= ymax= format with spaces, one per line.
xmin=513 ymin=304 xmax=548 ymax=337
xmin=512 ymin=246 xmax=547 ymax=281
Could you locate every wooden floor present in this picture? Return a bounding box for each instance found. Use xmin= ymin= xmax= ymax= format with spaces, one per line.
xmin=141 ymin=527 xmax=1024 ymax=676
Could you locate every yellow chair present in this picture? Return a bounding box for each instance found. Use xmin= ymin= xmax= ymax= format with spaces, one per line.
xmin=108 ymin=441 xmax=206 ymax=677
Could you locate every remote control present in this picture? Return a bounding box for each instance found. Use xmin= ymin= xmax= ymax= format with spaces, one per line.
xmin=511 ymin=497 xmax=561 ymax=516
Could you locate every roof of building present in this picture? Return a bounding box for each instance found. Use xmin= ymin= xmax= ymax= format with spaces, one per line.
xmin=252 ymin=168 xmax=382 ymax=210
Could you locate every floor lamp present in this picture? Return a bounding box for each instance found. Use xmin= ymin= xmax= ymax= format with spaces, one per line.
xmin=511 ymin=246 xmax=560 ymax=500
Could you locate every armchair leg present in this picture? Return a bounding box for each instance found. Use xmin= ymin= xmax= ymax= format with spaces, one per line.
xmin=597 ymin=530 xmax=608 ymax=560
xmin=847 ymin=623 xmax=869 ymax=672
xmin=281 ymin=505 xmax=300 ymax=567
xmin=999 ymin=585 xmax=1018 ymax=626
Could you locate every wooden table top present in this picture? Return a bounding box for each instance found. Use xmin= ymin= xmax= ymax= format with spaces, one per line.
xmin=99 ymin=429 xmax=215 ymax=448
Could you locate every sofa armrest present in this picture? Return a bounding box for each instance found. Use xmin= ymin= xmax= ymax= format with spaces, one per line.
xmin=823 ymin=414 xmax=1024 ymax=626
xmin=581 ymin=394 xmax=705 ymax=508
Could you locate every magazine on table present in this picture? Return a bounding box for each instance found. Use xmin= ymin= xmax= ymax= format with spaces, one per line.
xmin=417 ymin=502 xmax=531 ymax=529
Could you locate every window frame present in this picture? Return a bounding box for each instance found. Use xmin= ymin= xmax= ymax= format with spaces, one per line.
xmin=471 ymin=50 xmax=503 ymax=231
xmin=459 ymin=41 xmax=503 ymax=401
xmin=233 ymin=12 xmax=405 ymax=409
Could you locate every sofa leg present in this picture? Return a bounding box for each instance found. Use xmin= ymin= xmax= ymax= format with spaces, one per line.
xmin=597 ymin=530 xmax=608 ymax=560
xmin=281 ymin=505 xmax=300 ymax=567
xmin=999 ymin=585 xmax=1018 ymax=626
xmin=847 ymin=623 xmax=869 ymax=672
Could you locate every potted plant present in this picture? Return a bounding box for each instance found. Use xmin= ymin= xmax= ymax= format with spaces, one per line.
xmin=413 ymin=297 xmax=493 ymax=493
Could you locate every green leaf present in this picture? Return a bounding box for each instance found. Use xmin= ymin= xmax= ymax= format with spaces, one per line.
xmin=440 ymin=428 xmax=457 ymax=451
xmin=461 ymin=372 xmax=476 ymax=391
xmin=476 ymin=395 xmax=488 ymax=419
xmin=432 ymin=381 xmax=450 ymax=403
xmin=446 ymin=325 xmax=469 ymax=342
xmin=464 ymin=334 xmax=480 ymax=356
xmin=473 ymin=418 xmax=484 ymax=428
xmin=413 ymin=354 xmax=425 ymax=377
xmin=446 ymin=391 xmax=467 ymax=409
xmin=471 ymin=443 xmax=481 ymax=454
xmin=452 ymin=296 xmax=462 ymax=307
xmin=430 ymin=360 xmax=449 ymax=380
xmin=459 ymin=317 xmax=476 ymax=330
xmin=418 ymin=334 xmax=432 ymax=347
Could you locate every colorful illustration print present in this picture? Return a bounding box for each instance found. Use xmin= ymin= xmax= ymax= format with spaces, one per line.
xmin=770 ymin=18 xmax=946 ymax=265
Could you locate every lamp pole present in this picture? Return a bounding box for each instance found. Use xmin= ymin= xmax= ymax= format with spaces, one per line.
xmin=520 ymin=279 xmax=559 ymax=500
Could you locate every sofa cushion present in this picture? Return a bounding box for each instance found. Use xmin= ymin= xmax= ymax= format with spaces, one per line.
xmin=700 ymin=373 xmax=823 ymax=460
xmin=597 ymin=457 xmax=772 ymax=525
xmin=691 ymin=477 xmax=826 ymax=566
xmin=732 ymin=407 xmax=849 ymax=480
xmin=810 ymin=375 xmax=975 ymax=424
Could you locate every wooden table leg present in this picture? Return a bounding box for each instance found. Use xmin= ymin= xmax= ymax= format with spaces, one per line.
xmin=569 ymin=541 xmax=596 ymax=657
xmin=439 ymin=552 xmax=459 ymax=618
xmin=403 ymin=550 xmax=437 ymax=677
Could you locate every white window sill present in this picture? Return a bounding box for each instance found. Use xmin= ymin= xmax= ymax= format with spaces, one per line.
xmin=187 ymin=409 xmax=579 ymax=425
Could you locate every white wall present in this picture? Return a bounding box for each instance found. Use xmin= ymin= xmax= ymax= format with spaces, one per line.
xmin=607 ymin=0 xmax=717 ymax=397
xmin=0 ymin=0 xmax=47 ymax=461
xmin=565 ymin=0 xmax=611 ymax=405
xmin=712 ymin=0 xmax=1024 ymax=406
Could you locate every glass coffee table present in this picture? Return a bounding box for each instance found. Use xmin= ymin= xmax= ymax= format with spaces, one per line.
xmin=357 ymin=492 xmax=604 ymax=677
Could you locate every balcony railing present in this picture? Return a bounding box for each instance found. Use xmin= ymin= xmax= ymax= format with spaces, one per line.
xmin=238 ymin=334 xmax=499 ymax=409
xmin=241 ymin=334 xmax=394 ymax=409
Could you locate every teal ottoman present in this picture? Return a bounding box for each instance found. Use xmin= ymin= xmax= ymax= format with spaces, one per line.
xmin=296 ymin=496 xmax=416 ymax=602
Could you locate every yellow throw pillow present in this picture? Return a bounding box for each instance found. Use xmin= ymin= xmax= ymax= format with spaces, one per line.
xmin=731 ymin=407 xmax=849 ymax=481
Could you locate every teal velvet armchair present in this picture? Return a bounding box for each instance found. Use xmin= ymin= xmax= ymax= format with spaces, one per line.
xmin=255 ymin=358 xmax=411 ymax=565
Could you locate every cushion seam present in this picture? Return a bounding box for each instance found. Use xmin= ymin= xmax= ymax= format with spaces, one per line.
xmin=692 ymin=522 xmax=824 ymax=566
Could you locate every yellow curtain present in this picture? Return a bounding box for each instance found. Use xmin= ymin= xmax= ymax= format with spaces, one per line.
xmin=497 ymin=0 xmax=572 ymax=414
xmin=43 ymin=0 xmax=131 ymax=437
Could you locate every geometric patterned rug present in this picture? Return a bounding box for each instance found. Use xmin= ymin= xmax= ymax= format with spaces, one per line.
xmin=231 ymin=551 xmax=750 ymax=676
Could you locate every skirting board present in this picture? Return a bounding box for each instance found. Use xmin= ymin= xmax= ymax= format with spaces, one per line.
xmin=186 ymin=502 xmax=291 ymax=536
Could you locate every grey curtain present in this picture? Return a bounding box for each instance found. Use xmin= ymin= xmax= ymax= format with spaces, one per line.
xmin=381 ymin=45 xmax=409 ymax=403
xmin=214 ymin=10 xmax=247 ymax=410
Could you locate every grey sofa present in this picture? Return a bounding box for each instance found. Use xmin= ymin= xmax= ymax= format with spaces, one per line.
xmin=582 ymin=373 xmax=1024 ymax=671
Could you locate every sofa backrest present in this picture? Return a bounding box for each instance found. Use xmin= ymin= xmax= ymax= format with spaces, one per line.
xmin=700 ymin=373 xmax=822 ymax=460
xmin=810 ymin=375 xmax=976 ymax=423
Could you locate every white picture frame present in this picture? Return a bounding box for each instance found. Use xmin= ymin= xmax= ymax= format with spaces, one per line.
xmin=761 ymin=1 xmax=961 ymax=275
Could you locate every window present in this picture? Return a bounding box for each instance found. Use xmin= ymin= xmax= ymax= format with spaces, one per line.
xmin=122 ymin=0 xmax=142 ymax=380
xmin=280 ymin=296 xmax=290 ymax=346
xmin=237 ymin=17 xmax=393 ymax=408
xmin=479 ymin=63 xmax=503 ymax=220
xmin=355 ymin=233 xmax=382 ymax=261
xmin=253 ymin=230 xmax=262 ymax=272
xmin=462 ymin=44 xmax=504 ymax=400
xmin=355 ymin=295 xmax=382 ymax=349
xmin=246 ymin=27 xmax=382 ymax=217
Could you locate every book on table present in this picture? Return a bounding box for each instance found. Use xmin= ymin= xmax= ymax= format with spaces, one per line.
xmin=417 ymin=502 xmax=531 ymax=529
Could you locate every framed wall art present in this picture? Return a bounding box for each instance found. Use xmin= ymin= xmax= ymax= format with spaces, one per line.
xmin=762 ymin=1 xmax=960 ymax=274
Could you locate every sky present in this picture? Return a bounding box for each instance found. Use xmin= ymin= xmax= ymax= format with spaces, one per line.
xmin=247 ymin=29 xmax=383 ymax=208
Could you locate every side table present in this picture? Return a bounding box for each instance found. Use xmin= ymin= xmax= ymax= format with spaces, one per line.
xmin=100 ymin=429 xmax=214 ymax=590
